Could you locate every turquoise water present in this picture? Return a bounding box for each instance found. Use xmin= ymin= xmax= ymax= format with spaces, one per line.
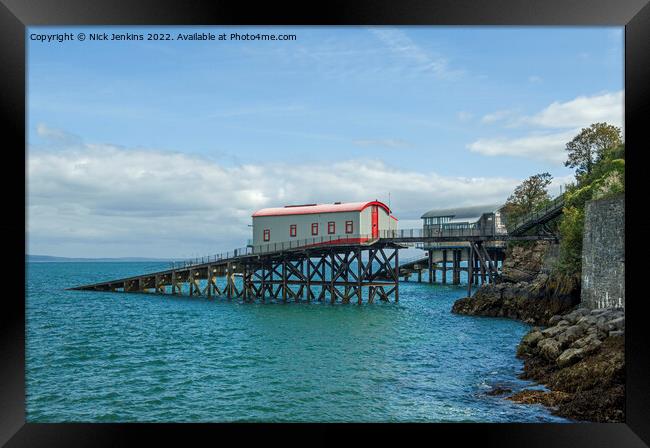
xmin=26 ymin=262 xmax=567 ymax=422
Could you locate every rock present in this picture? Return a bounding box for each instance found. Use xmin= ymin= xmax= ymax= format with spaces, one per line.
xmin=548 ymin=315 xmax=563 ymax=326
xmin=584 ymin=338 xmax=603 ymax=354
xmin=523 ymin=331 xmax=544 ymax=346
xmin=557 ymin=347 xmax=585 ymax=367
xmin=596 ymin=322 xmax=610 ymax=334
xmin=578 ymin=315 xmax=597 ymax=325
xmin=609 ymin=330 xmax=624 ymax=337
xmin=606 ymin=316 xmax=625 ymax=331
xmin=564 ymin=308 xmax=588 ymax=324
xmin=486 ymin=386 xmax=512 ymax=396
xmin=572 ymin=334 xmax=600 ymax=349
xmin=556 ymin=325 xmax=585 ymax=347
xmin=507 ymin=389 xmax=572 ymax=407
xmin=538 ymin=338 xmax=561 ymax=361
xmin=542 ymin=325 xmax=566 ymax=338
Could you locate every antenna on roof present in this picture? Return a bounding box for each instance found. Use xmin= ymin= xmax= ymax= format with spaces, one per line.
xmin=388 ymin=192 xmax=391 ymax=212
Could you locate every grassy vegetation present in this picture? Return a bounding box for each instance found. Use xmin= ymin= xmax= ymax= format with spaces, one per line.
xmin=557 ymin=142 xmax=625 ymax=276
xmin=502 ymin=124 xmax=624 ymax=278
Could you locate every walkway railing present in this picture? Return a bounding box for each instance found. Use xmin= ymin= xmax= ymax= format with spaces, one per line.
xmin=169 ymin=225 xmax=513 ymax=271
xmin=170 ymin=233 xmax=379 ymax=270
xmin=508 ymin=195 xmax=565 ymax=235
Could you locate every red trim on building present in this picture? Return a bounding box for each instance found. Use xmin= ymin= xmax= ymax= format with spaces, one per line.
xmin=390 ymin=215 xmax=398 ymax=221
xmin=289 ymin=224 xmax=297 ymax=237
xmin=327 ymin=221 xmax=335 ymax=234
xmin=345 ymin=220 xmax=353 ymax=234
xmin=263 ymin=229 xmax=270 ymax=241
xmin=252 ymin=200 xmax=391 ymax=217
xmin=311 ymin=223 xmax=319 ymax=236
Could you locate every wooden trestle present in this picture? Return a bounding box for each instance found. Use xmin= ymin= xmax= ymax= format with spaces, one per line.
xmin=71 ymin=244 xmax=402 ymax=304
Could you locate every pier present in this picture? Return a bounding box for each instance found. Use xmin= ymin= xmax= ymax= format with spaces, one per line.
xmin=71 ymin=226 xmax=558 ymax=304
xmin=72 ymin=195 xmax=565 ymax=303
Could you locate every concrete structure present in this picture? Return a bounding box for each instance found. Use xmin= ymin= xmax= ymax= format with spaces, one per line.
xmin=581 ymin=194 xmax=625 ymax=309
xmin=250 ymin=200 xmax=397 ymax=252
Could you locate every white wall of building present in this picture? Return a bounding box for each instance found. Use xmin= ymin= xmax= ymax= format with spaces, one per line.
xmin=252 ymin=211 xmax=361 ymax=247
xmin=252 ymin=204 xmax=397 ymax=248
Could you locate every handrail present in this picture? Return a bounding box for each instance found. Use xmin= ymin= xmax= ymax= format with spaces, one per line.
xmin=169 ymin=225 xmax=512 ymax=271
xmin=508 ymin=195 xmax=565 ymax=234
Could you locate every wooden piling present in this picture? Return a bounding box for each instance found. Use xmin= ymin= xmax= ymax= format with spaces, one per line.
xmin=442 ymin=249 xmax=447 ymax=284
xmin=467 ymin=246 xmax=473 ymax=296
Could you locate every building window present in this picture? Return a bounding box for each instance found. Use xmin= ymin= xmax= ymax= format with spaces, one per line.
xmin=328 ymin=221 xmax=335 ymax=234
xmin=345 ymin=220 xmax=353 ymax=234
xmin=263 ymin=229 xmax=270 ymax=242
xmin=289 ymin=224 xmax=297 ymax=237
xmin=311 ymin=223 xmax=319 ymax=236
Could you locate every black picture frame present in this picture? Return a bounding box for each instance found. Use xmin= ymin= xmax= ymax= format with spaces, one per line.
xmin=2 ymin=0 xmax=648 ymax=445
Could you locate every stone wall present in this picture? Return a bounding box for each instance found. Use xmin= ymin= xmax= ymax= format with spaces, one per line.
xmin=581 ymin=194 xmax=625 ymax=309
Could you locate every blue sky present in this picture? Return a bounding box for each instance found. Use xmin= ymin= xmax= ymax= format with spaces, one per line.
xmin=27 ymin=26 xmax=624 ymax=258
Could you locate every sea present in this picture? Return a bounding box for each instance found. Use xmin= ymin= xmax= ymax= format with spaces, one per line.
xmin=25 ymin=261 xmax=569 ymax=422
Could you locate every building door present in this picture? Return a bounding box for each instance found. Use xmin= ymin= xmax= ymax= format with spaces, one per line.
xmin=371 ymin=205 xmax=379 ymax=238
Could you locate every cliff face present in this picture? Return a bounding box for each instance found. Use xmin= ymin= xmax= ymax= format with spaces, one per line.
xmin=452 ymin=241 xmax=580 ymax=326
xmin=501 ymin=240 xmax=553 ymax=282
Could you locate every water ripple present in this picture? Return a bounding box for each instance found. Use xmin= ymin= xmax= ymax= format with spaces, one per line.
xmin=26 ymin=262 xmax=568 ymax=423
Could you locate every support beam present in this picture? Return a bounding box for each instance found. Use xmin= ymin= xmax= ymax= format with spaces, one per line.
xmin=226 ymin=262 xmax=232 ymax=299
xmin=442 ymin=249 xmax=447 ymax=284
xmin=357 ymin=247 xmax=362 ymax=305
xmin=394 ymin=248 xmax=399 ymax=303
xmin=467 ymin=246 xmax=473 ymax=297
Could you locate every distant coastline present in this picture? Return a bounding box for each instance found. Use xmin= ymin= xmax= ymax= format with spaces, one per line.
xmin=26 ymin=254 xmax=182 ymax=263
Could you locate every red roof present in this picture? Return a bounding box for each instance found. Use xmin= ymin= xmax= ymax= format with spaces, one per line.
xmin=252 ymin=200 xmax=392 ymax=217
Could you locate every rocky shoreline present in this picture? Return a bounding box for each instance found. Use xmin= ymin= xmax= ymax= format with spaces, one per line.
xmin=511 ymin=307 xmax=625 ymax=422
xmin=451 ymin=279 xmax=578 ymax=326
xmin=451 ymin=241 xmax=624 ymax=421
xmin=452 ymin=241 xmax=580 ymax=326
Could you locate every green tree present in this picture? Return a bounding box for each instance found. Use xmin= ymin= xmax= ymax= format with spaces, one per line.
xmin=557 ymin=206 xmax=585 ymax=276
xmin=502 ymin=172 xmax=553 ymax=225
xmin=565 ymin=122 xmax=622 ymax=182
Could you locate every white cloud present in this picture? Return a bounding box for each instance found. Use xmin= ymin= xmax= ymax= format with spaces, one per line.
xmin=467 ymin=129 xmax=578 ymax=164
xmin=28 ymin=137 xmax=522 ymax=257
xmin=526 ymin=91 xmax=624 ymax=129
xmin=528 ymin=75 xmax=543 ymax=84
xmin=469 ymin=90 xmax=624 ymax=164
xmin=35 ymin=123 xmax=82 ymax=145
xmin=480 ymin=109 xmax=516 ymax=125
xmin=368 ymin=28 xmax=464 ymax=80
xmin=457 ymin=111 xmax=473 ymax=122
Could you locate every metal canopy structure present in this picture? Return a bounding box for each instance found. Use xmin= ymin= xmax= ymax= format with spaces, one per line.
xmin=420 ymin=203 xmax=503 ymax=220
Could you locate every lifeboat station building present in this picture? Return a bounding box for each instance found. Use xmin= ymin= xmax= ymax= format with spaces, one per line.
xmin=250 ymin=200 xmax=398 ymax=252
xmin=418 ymin=204 xmax=507 ymax=280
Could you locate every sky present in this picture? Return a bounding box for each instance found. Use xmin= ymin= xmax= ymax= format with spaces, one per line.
xmin=26 ymin=26 xmax=624 ymax=258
